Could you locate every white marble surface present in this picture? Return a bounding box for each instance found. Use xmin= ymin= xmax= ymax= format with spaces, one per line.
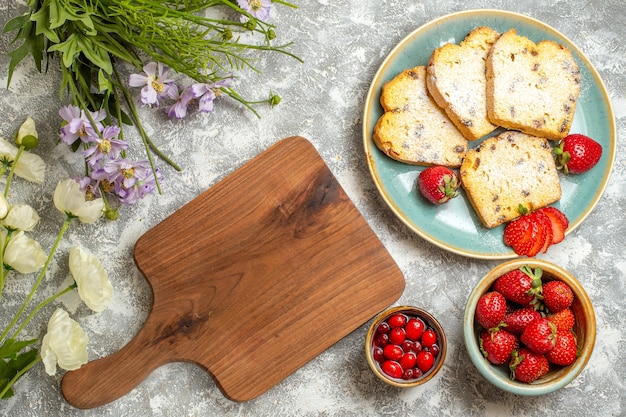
xmin=1 ymin=0 xmax=625 ymax=416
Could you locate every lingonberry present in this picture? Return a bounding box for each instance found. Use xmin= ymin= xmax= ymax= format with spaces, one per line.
xmin=372 ymin=346 xmax=385 ymax=362
xmin=416 ymin=351 xmax=435 ymax=373
xmin=374 ymin=333 xmax=389 ymax=347
xmin=421 ymin=328 xmax=438 ymax=348
xmin=388 ymin=327 xmax=406 ymax=345
xmin=383 ymin=344 xmax=403 ymax=361
xmin=381 ymin=360 xmax=403 ymax=379
xmin=405 ymin=318 xmax=425 ymax=341
xmin=400 ymin=352 xmax=417 ymax=370
xmin=388 ymin=313 xmax=407 ymax=328
xmin=401 ymin=340 xmax=414 ymax=353
xmin=375 ymin=322 xmax=390 ymax=335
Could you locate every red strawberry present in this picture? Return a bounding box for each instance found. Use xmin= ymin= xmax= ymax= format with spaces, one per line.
xmin=509 ymin=348 xmax=550 ymax=383
xmin=493 ymin=266 xmax=542 ymax=305
xmin=503 ymin=213 xmax=537 ymax=256
xmin=554 ymin=133 xmax=603 ymax=174
xmin=479 ymin=329 xmax=519 ymax=365
xmin=520 ymin=317 xmax=557 ymax=354
xmin=532 ymin=210 xmax=553 ymax=254
xmin=417 ymin=166 xmax=460 ymax=204
xmin=547 ymin=308 xmax=575 ymax=331
xmin=475 ymin=291 xmax=507 ymax=329
xmin=539 ymin=206 xmax=569 ymax=244
xmin=546 ymin=330 xmax=578 ymax=366
xmin=542 ymin=280 xmax=574 ymax=313
xmin=503 ymin=308 xmax=542 ymax=335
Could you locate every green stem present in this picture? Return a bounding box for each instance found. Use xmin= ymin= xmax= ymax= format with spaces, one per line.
xmin=0 ymin=215 xmax=73 ymax=344
xmin=4 ymin=146 xmax=24 ymax=198
xmin=10 ymin=284 xmax=77 ymax=340
xmin=0 ymin=355 xmax=41 ymax=400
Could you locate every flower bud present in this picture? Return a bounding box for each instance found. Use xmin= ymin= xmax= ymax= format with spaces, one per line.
xmin=15 ymin=117 xmax=39 ymax=149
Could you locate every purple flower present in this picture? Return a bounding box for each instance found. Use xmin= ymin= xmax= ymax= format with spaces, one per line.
xmin=190 ymin=78 xmax=233 ymax=113
xmin=59 ymin=105 xmax=105 ymax=145
xmin=128 ymin=62 xmax=173 ymax=107
xmin=83 ymin=126 xmax=129 ymax=167
xmin=75 ymin=176 xmax=102 ymax=199
xmin=92 ymin=159 xmax=160 ymax=204
xmin=237 ymin=0 xmax=272 ymax=22
xmin=164 ymin=84 xmax=194 ymax=119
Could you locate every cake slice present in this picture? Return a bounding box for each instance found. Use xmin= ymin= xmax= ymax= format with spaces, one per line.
xmin=485 ymin=28 xmax=581 ymax=140
xmin=373 ymin=66 xmax=468 ymax=167
xmin=460 ymin=131 xmax=562 ymax=228
xmin=426 ymin=26 xmax=501 ymax=140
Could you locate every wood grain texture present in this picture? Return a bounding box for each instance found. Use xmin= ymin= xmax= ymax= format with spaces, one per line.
xmin=61 ymin=136 xmax=405 ymax=408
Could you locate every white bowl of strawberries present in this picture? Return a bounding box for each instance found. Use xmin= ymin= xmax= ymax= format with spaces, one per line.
xmin=463 ymin=259 xmax=596 ymax=395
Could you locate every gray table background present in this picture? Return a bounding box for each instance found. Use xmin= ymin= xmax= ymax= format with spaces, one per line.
xmin=1 ymin=0 xmax=624 ymax=416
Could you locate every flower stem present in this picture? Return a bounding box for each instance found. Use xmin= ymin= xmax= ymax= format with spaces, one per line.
xmin=0 ymin=215 xmax=73 ymax=344
xmin=3 ymin=146 xmax=24 ymax=198
xmin=0 ymin=355 xmax=41 ymax=399
xmin=10 ymin=284 xmax=76 ymax=340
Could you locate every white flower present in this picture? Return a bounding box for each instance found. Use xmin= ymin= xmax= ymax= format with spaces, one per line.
xmin=0 ymin=194 xmax=8 ymax=220
xmin=69 ymin=246 xmax=112 ymax=312
xmin=53 ymin=179 xmax=104 ymax=223
xmin=0 ymin=138 xmax=46 ymax=184
xmin=2 ymin=204 xmax=40 ymax=231
xmin=40 ymin=308 xmax=88 ymax=376
xmin=15 ymin=117 xmax=38 ymax=147
xmin=3 ymin=230 xmax=46 ymax=274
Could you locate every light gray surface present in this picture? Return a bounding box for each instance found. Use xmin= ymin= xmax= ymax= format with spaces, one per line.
xmin=1 ymin=1 xmax=624 ymax=416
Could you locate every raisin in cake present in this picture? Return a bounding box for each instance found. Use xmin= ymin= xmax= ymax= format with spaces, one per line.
xmin=426 ymin=26 xmax=501 ymax=140
xmin=485 ymin=28 xmax=581 ymax=140
xmin=373 ymin=66 xmax=468 ymax=167
xmin=460 ymin=131 xmax=562 ymax=228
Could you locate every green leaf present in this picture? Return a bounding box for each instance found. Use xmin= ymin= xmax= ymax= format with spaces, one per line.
xmin=0 ymin=339 xmax=38 ymax=360
xmin=2 ymin=14 xmax=29 ymax=33
xmin=8 ymin=348 xmax=39 ymax=372
xmin=47 ymin=33 xmax=79 ymax=68
xmin=30 ymin=6 xmax=60 ymax=43
xmin=7 ymin=39 xmax=32 ymax=87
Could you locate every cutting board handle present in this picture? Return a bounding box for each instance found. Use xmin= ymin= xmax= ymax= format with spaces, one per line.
xmin=61 ymin=316 xmax=166 ymax=409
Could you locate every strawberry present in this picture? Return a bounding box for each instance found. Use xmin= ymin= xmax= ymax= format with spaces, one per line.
xmin=479 ymin=329 xmax=519 ymax=365
xmin=539 ymin=206 xmax=569 ymax=244
xmin=520 ymin=317 xmax=557 ymax=354
xmin=503 ymin=212 xmax=536 ymax=256
xmin=547 ymin=308 xmax=575 ymax=331
xmin=475 ymin=291 xmax=507 ymax=329
xmin=509 ymin=348 xmax=549 ymax=383
xmin=542 ymin=280 xmax=574 ymax=313
xmin=554 ymin=133 xmax=603 ymax=174
xmin=503 ymin=308 xmax=542 ymax=335
xmin=417 ymin=166 xmax=460 ymax=205
xmin=493 ymin=266 xmax=542 ymax=306
xmin=532 ymin=210 xmax=553 ymax=254
xmin=546 ymin=330 xmax=578 ymax=366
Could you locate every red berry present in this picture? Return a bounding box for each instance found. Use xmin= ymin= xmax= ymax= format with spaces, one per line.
xmin=416 ymin=351 xmax=435 ymax=373
xmin=479 ymin=329 xmax=519 ymax=365
xmin=555 ymin=133 xmax=602 ymax=174
xmin=546 ymin=330 xmax=578 ymax=366
xmin=383 ymin=344 xmax=403 ymax=361
xmin=417 ymin=166 xmax=460 ymax=205
xmin=405 ymin=318 xmax=425 ymax=341
xmin=475 ymin=291 xmax=507 ymax=329
xmin=421 ymin=329 xmax=438 ymax=348
xmin=547 ymin=308 xmax=575 ymax=331
xmin=402 ymin=368 xmax=415 ymax=380
xmin=387 ymin=313 xmax=407 ymax=328
xmin=375 ymin=321 xmax=390 ymax=335
xmin=503 ymin=214 xmax=537 ymax=256
xmin=539 ymin=206 xmax=569 ymax=244
xmin=372 ymin=346 xmax=385 ymax=362
xmin=374 ymin=333 xmax=389 ymax=347
xmin=388 ymin=327 xmax=406 ymax=345
xmin=429 ymin=344 xmax=440 ymax=356
xmin=504 ymin=308 xmax=542 ymax=335
xmin=400 ymin=352 xmax=417 ymax=370
xmin=381 ymin=360 xmax=403 ymax=379
xmin=520 ymin=317 xmax=557 ymax=354
xmin=509 ymin=348 xmax=549 ymax=383
xmin=542 ymin=280 xmax=574 ymax=313
xmin=493 ymin=266 xmax=541 ymax=305
xmin=401 ymin=340 xmax=414 ymax=353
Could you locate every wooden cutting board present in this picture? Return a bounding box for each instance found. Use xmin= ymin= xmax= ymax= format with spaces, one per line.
xmin=61 ymin=136 xmax=404 ymax=409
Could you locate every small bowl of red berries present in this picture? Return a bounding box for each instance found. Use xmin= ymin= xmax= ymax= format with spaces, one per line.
xmin=365 ymin=305 xmax=447 ymax=387
xmin=464 ymin=258 xmax=596 ymax=395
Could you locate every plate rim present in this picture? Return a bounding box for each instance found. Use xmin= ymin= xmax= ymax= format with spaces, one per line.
xmin=362 ymin=8 xmax=617 ymax=260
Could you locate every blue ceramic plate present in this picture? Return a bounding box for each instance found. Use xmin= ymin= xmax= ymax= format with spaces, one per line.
xmin=363 ymin=9 xmax=616 ymax=259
